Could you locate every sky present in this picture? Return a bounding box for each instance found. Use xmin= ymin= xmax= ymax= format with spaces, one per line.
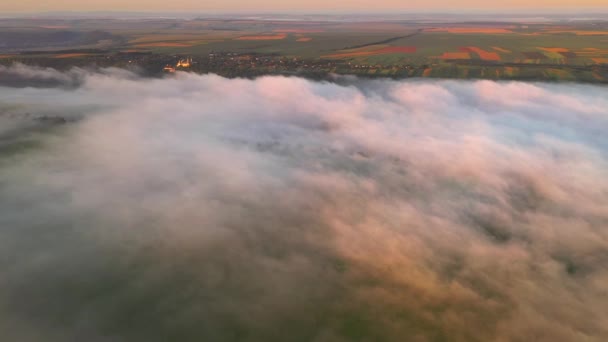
xmin=1 ymin=0 xmax=606 ymax=12
xmin=1 ymin=65 xmax=607 ymax=341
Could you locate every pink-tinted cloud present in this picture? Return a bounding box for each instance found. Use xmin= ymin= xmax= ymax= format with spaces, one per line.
xmin=0 ymin=67 xmax=607 ymax=341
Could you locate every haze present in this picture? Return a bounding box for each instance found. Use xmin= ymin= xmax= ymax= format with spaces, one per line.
xmin=2 ymin=0 xmax=606 ymax=12
xmin=1 ymin=65 xmax=607 ymax=341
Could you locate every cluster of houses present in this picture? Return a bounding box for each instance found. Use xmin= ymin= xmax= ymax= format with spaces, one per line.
xmin=163 ymin=58 xmax=192 ymax=73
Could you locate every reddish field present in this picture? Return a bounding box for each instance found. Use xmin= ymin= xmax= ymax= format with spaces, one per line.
xmin=323 ymin=46 xmax=416 ymax=58
xmin=544 ymin=30 xmax=608 ymax=36
xmin=426 ymin=27 xmax=513 ymax=34
xmin=296 ymin=37 xmax=313 ymax=42
xmin=54 ymin=53 xmax=93 ymax=58
xmin=539 ymin=47 xmax=570 ymax=53
xmin=492 ymin=47 xmax=511 ymax=53
xmin=577 ymin=49 xmax=608 ymax=55
xmin=439 ymin=52 xmax=471 ymax=60
xmin=135 ymin=42 xmax=194 ymax=47
xmin=461 ymin=47 xmax=501 ymax=61
xmin=236 ymin=34 xmax=287 ymax=40
xmin=273 ymin=29 xmax=325 ymax=33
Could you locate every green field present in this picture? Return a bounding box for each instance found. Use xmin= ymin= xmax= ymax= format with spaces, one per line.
xmin=99 ymin=20 xmax=608 ymax=65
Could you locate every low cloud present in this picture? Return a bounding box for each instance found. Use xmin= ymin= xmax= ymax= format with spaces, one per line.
xmin=0 ymin=69 xmax=607 ymax=341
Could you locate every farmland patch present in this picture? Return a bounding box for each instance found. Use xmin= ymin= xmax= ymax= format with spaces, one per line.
xmin=54 ymin=53 xmax=92 ymax=58
xmin=425 ymin=28 xmax=513 ymax=34
xmin=135 ymin=42 xmax=195 ymax=47
xmin=462 ymin=47 xmax=501 ymax=61
xmin=323 ymin=46 xmax=416 ymax=59
xmin=539 ymin=47 xmax=570 ymax=53
xmin=236 ymin=34 xmax=287 ymax=41
xmin=274 ymin=29 xmax=324 ymax=33
xmin=492 ymin=47 xmax=511 ymax=53
xmin=439 ymin=52 xmax=471 ymax=60
xmin=545 ymin=30 xmax=608 ymax=36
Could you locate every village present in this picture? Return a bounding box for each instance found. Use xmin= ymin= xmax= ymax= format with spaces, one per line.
xmin=1 ymin=49 xmax=606 ymax=82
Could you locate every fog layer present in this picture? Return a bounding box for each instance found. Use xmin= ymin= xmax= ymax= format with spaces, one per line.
xmin=1 ymin=67 xmax=607 ymax=341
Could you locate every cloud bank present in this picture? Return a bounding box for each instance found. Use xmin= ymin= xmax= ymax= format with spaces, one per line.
xmin=0 ymin=67 xmax=607 ymax=342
